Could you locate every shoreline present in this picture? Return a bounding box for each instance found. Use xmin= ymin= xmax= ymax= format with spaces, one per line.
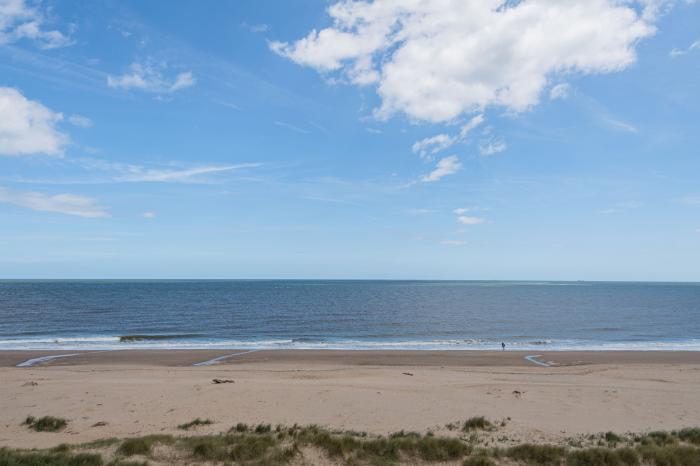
xmin=2 ymin=349 xmax=700 ymax=368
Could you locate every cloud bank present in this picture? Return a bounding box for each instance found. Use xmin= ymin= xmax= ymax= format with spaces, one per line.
xmin=272 ymin=0 xmax=661 ymax=123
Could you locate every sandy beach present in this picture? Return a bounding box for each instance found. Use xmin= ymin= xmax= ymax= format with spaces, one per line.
xmin=1 ymin=349 xmax=699 ymax=450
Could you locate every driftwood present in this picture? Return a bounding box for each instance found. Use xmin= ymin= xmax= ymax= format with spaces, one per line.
xmin=212 ymin=378 xmax=234 ymax=384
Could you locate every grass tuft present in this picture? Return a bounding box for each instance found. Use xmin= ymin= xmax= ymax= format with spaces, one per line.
xmin=643 ymin=431 xmax=678 ymax=446
xmin=677 ymin=428 xmax=700 ymax=445
xmin=605 ymin=431 xmax=623 ymax=443
xmin=232 ymin=422 xmax=249 ymax=432
xmin=117 ymin=439 xmax=151 ymax=457
xmin=23 ymin=415 xmax=68 ymax=432
xmin=567 ymin=447 xmax=639 ymax=466
xmin=638 ymin=444 xmax=700 ymax=466
xmin=4 ymin=423 xmax=700 ymax=466
xmin=0 ymin=448 xmax=103 ymax=466
xmin=463 ymin=455 xmax=496 ymax=466
xmin=177 ymin=418 xmax=213 ymax=430
xmin=463 ymin=416 xmax=492 ymax=431
xmin=506 ymin=443 xmax=565 ymax=465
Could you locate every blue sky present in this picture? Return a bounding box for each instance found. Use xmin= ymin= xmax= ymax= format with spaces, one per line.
xmin=0 ymin=0 xmax=698 ymax=280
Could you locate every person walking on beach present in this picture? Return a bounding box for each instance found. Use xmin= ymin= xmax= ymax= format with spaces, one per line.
xmin=501 ymin=342 xmax=506 ymax=351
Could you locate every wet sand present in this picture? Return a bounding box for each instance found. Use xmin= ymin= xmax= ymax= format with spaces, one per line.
xmin=2 ymin=348 xmax=699 ymax=368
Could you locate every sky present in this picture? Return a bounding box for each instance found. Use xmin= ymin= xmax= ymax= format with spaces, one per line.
xmin=0 ymin=0 xmax=699 ymax=281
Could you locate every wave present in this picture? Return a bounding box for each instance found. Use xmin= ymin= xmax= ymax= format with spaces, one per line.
xmin=1 ymin=335 xmax=699 ymax=351
xmin=118 ymin=334 xmax=204 ymax=342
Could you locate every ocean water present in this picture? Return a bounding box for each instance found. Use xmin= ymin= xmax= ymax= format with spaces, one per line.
xmin=0 ymin=280 xmax=699 ymax=351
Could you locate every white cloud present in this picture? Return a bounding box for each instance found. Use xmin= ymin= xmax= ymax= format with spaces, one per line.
xmin=406 ymin=208 xmax=433 ymax=214
xmin=549 ymin=83 xmax=572 ymax=100
xmin=479 ymin=139 xmax=507 ymax=156
xmin=411 ymin=114 xmax=484 ymax=160
xmin=272 ymin=0 xmax=659 ymax=123
xmin=457 ymin=215 xmax=484 ymax=225
xmin=115 ymin=164 xmax=259 ymax=183
xmin=670 ymin=39 xmax=700 ymax=57
xmin=68 ymin=114 xmax=92 ymax=128
xmin=107 ymin=62 xmax=196 ymax=93
xmin=453 ymin=207 xmax=482 ymax=215
xmin=242 ymin=22 xmax=269 ymax=33
xmin=440 ymin=239 xmax=465 ymax=246
xmin=0 ymin=186 xmax=109 ymax=218
xmin=0 ymin=87 xmax=68 ymax=156
xmin=602 ymin=115 xmax=638 ymax=133
xmin=459 ymin=114 xmax=485 ymax=139
xmin=421 ymin=155 xmax=461 ymax=182
xmin=0 ymin=0 xmax=73 ymax=49
xmin=142 ymin=211 xmax=156 ymax=219
xmin=412 ymin=133 xmax=454 ymax=160
xmin=274 ymin=120 xmax=309 ymax=134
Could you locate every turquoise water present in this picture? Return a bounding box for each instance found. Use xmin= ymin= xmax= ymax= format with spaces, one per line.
xmin=0 ymin=280 xmax=699 ymax=350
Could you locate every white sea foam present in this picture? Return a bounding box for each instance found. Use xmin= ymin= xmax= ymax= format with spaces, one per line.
xmin=1 ymin=336 xmax=700 ymax=351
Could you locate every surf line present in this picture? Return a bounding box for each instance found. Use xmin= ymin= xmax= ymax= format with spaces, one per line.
xmin=193 ymin=350 xmax=260 ymax=367
xmin=16 ymin=353 xmax=81 ymax=368
xmin=524 ymin=354 xmax=553 ymax=367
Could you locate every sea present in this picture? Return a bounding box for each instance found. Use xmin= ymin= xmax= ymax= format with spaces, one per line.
xmin=1 ymin=280 xmax=699 ymax=351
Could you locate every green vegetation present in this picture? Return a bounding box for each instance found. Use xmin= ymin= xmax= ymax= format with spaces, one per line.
xmin=506 ymin=443 xmax=566 ymax=465
xmin=677 ymin=428 xmax=700 ymax=445
xmin=463 ymin=454 xmax=496 ymax=466
xmin=566 ymin=447 xmax=639 ymax=466
xmin=3 ymin=425 xmax=700 ymax=465
xmin=605 ymin=431 xmax=624 ymax=443
xmin=176 ymin=418 xmax=213 ymax=430
xmin=23 ymin=416 xmax=68 ymax=432
xmin=462 ymin=416 xmax=492 ymax=431
xmin=0 ymin=448 xmax=102 ymax=466
xmin=116 ymin=435 xmax=174 ymax=457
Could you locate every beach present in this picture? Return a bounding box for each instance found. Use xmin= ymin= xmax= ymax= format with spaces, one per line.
xmin=2 ymin=349 xmax=699 ymax=450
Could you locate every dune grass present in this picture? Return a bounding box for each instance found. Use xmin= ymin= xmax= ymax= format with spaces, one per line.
xmin=462 ymin=416 xmax=492 ymax=432
xmin=3 ymin=424 xmax=700 ymax=465
xmin=23 ymin=416 xmax=68 ymax=432
xmin=505 ymin=443 xmax=566 ymax=465
xmin=116 ymin=435 xmax=174 ymax=457
xmin=176 ymin=418 xmax=213 ymax=430
xmin=0 ymin=448 xmax=102 ymax=466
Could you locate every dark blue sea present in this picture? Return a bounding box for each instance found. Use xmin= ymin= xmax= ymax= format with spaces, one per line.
xmin=1 ymin=280 xmax=699 ymax=351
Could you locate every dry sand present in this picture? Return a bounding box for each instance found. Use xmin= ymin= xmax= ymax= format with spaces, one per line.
xmin=1 ymin=350 xmax=699 ymax=449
